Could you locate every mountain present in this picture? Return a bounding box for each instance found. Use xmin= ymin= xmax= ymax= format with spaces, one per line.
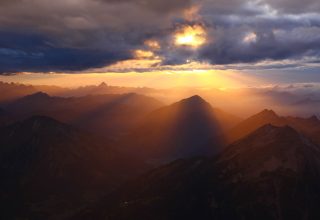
xmin=227 ymin=109 xmax=320 ymax=146
xmin=73 ymin=125 xmax=320 ymax=220
xmin=3 ymin=92 xmax=163 ymax=138
xmin=0 ymin=116 xmax=146 ymax=220
xmin=0 ymin=81 xmax=37 ymax=103
xmin=0 ymin=81 xmax=162 ymax=103
xmin=213 ymin=124 xmax=320 ymax=220
xmin=0 ymin=107 xmax=11 ymax=127
xmin=122 ymin=95 xmax=241 ymax=162
xmin=226 ymin=109 xmax=286 ymax=142
xmin=61 ymin=82 xmax=158 ymax=97
xmin=285 ymin=115 xmax=320 ymax=145
xmin=219 ymin=124 xmax=320 ymax=179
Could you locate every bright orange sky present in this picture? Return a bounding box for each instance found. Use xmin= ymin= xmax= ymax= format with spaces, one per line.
xmin=0 ymin=69 xmax=265 ymax=89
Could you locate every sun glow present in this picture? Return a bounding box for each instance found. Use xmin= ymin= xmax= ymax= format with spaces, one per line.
xmin=174 ymin=25 xmax=207 ymax=48
xmin=145 ymin=40 xmax=161 ymax=50
xmin=133 ymin=50 xmax=155 ymax=59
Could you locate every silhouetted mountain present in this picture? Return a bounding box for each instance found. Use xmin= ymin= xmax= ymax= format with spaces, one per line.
xmin=122 ymin=95 xmax=241 ymax=162
xmin=0 ymin=108 xmax=8 ymax=126
xmin=226 ymin=109 xmax=287 ymax=142
xmin=3 ymin=92 xmax=163 ymax=138
xmin=0 ymin=81 xmax=37 ymax=103
xmin=0 ymin=116 xmax=146 ymax=220
xmin=63 ymin=82 xmax=158 ymax=97
xmin=219 ymin=124 xmax=320 ymax=179
xmin=74 ymin=125 xmax=320 ymax=220
xmin=227 ymin=109 xmax=320 ymax=146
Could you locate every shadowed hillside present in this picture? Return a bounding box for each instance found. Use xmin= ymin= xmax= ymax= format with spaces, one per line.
xmin=227 ymin=109 xmax=320 ymax=146
xmin=121 ymin=95 xmax=241 ymax=162
xmin=0 ymin=116 xmax=146 ymax=220
xmin=2 ymin=92 xmax=163 ymax=138
xmin=72 ymin=124 xmax=320 ymax=220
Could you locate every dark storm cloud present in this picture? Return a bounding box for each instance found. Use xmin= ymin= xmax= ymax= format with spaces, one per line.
xmin=159 ymin=0 xmax=320 ymax=68
xmin=0 ymin=0 xmax=320 ymax=73
xmin=96 ymin=0 xmax=193 ymax=13
xmin=199 ymin=26 xmax=320 ymax=65
xmin=192 ymin=0 xmax=320 ymax=67
xmin=264 ymin=0 xmax=320 ymax=14
xmin=0 ymin=31 xmax=130 ymax=74
xmin=0 ymin=0 xmax=191 ymax=73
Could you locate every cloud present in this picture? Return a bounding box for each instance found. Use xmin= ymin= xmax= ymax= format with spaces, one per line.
xmin=199 ymin=26 xmax=320 ymax=65
xmin=0 ymin=0 xmax=192 ymax=73
xmin=0 ymin=31 xmax=131 ymax=73
xmin=0 ymin=0 xmax=320 ymax=73
xmin=262 ymin=0 xmax=320 ymax=14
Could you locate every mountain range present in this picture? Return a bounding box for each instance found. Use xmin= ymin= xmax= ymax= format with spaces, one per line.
xmin=2 ymin=92 xmax=163 ymax=138
xmin=73 ymin=124 xmax=320 ymax=220
xmin=227 ymin=109 xmax=320 ymax=145
xmin=1 ymin=92 xmax=320 ymax=220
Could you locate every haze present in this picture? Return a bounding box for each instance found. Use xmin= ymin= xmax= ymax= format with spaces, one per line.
xmin=1 ymin=0 xmax=320 ymax=220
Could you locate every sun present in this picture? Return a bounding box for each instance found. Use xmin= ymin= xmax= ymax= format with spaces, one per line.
xmin=174 ymin=24 xmax=207 ymax=48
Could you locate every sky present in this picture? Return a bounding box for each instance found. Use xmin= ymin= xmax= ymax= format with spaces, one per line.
xmin=0 ymin=0 xmax=320 ymax=88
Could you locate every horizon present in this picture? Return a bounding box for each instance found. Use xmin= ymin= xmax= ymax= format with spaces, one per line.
xmin=1 ymin=1 xmax=320 ymax=219
xmin=0 ymin=0 xmax=320 ymax=88
xmin=1 ymin=79 xmax=320 ymax=118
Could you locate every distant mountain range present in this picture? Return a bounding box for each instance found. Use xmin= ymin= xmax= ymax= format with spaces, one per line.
xmin=3 ymin=92 xmax=163 ymax=138
xmin=2 ymin=81 xmax=320 ymax=118
xmin=0 ymin=81 xmax=159 ymax=103
xmin=0 ymin=81 xmax=37 ymax=102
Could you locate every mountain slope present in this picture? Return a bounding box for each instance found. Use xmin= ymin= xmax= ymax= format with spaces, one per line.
xmin=62 ymin=82 xmax=157 ymax=97
xmin=0 ymin=81 xmax=37 ymax=103
xmin=0 ymin=107 xmax=11 ymax=127
xmin=3 ymin=92 xmax=163 ymax=138
xmin=0 ymin=116 xmax=146 ymax=220
xmin=123 ymin=95 xmax=240 ymax=161
xmin=219 ymin=124 xmax=320 ymax=180
xmin=75 ymin=125 xmax=320 ymax=220
xmin=227 ymin=109 xmax=320 ymax=146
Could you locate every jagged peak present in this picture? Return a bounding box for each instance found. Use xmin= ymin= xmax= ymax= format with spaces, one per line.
xmin=98 ymin=82 xmax=108 ymax=87
xmin=24 ymin=92 xmax=50 ymax=99
xmin=308 ymin=115 xmax=319 ymax=122
xmin=250 ymin=109 xmax=280 ymax=120
xmin=260 ymin=109 xmax=278 ymax=116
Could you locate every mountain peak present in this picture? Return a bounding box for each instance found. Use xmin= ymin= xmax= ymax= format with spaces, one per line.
xmin=308 ymin=115 xmax=319 ymax=122
xmin=98 ymin=82 xmax=108 ymax=87
xmin=249 ymin=109 xmax=281 ymax=122
xmin=25 ymin=92 xmax=50 ymax=99
xmin=188 ymin=95 xmax=203 ymax=100
xmin=179 ymin=95 xmax=208 ymax=105
xmin=259 ymin=109 xmax=278 ymax=117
